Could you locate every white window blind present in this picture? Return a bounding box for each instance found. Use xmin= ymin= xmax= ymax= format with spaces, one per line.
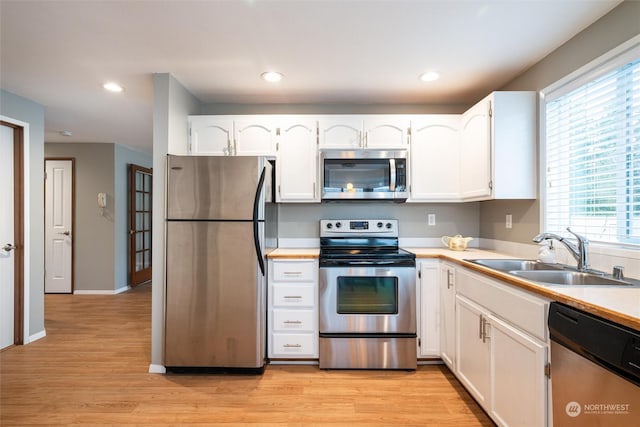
xmin=544 ymin=54 xmax=640 ymax=246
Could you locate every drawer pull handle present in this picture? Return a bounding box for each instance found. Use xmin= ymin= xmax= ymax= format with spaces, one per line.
xmin=283 ymin=320 xmax=303 ymax=324
xmin=283 ymin=344 xmax=302 ymax=348
xmin=283 ymin=271 xmax=303 ymax=275
xmin=283 ymin=295 xmax=302 ymax=299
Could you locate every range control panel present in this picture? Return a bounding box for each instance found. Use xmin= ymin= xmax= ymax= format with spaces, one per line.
xmin=320 ymin=219 xmax=398 ymax=237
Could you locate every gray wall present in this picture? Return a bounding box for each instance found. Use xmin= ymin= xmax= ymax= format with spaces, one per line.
xmin=278 ymin=203 xmax=479 ymax=240
xmin=0 ymin=90 xmax=45 ymax=339
xmin=45 ymin=143 xmax=152 ymax=292
xmin=45 ymin=143 xmax=115 ymax=291
xmin=480 ymin=0 xmax=640 ymax=243
xmin=114 ymin=144 xmax=153 ymax=290
xmin=151 ymin=73 xmax=200 ymax=369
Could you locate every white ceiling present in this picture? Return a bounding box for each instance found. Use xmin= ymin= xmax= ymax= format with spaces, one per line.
xmin=0 ymin=0 xmax=623 ymax=153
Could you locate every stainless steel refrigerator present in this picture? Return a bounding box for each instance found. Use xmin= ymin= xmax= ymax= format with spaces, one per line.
xmin=164 ymin=155 xmax=277 ymax=371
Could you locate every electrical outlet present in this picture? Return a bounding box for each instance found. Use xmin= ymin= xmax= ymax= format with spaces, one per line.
xmin=506 ymin=214 xmax=513 ymax=229
xmin=428 ymin=214 xmax=436 ymax=226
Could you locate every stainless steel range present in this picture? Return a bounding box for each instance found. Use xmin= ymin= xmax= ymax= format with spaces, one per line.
xmin=318 ymin=219 xmax=417 ymax=370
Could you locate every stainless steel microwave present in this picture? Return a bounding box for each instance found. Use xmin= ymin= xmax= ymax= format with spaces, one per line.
xmin=320 ymin=150 xmax=408 ymax=202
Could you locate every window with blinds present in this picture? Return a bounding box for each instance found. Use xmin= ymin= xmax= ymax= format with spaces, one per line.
xmin=544 ymin=50 xmax=640 ymax=247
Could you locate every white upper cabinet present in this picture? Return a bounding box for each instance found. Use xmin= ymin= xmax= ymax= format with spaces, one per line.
xmin=188 ymin=116 xmax=233 ymax=155
xmin=318 ymin=115 xmax=409 ymax=149
xmin=318 ymin=116 xmax=363 ymax=149
xmin=188 ymin=116 xmax=276 ymax=156
xmin=460 ymin=99 xmax=491 ymax=200
xmin=409 ymin=115 xmax=460 ymax=202
xmin=364 ymin=117 xmax=410 ymax=149
xmin=459 ymin=92 xmax=536 ymax=201
xmin=276 ymin=119 xmax=320 ymax=203
xmin=233 ymin=117 xmax=277 ymax=156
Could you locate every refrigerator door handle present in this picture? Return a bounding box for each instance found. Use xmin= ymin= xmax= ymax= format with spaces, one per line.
xmin=253 ymin=166 xmax=267 ymax=276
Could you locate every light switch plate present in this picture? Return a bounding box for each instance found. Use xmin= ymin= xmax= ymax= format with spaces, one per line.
xmin=506 ymin=214 xmax=513 ymax=229
xmin=428 ymin=214 xmax=436 ymax=226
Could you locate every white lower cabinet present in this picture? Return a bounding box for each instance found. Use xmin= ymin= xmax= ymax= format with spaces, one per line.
xmin=490 ymin=313 xmax=547 ymax=427
xmin=268 ymin=259 xmax=318 ymax=359
xmin=439 ymin=262 xmax=456 ymax=370
xmin=454 ymin=267 xmax=550 ymax=427
xmin=417 ymin=260 xmax=440 ymax=357
xmin=456 ymin=295 xmax=491 ymax=408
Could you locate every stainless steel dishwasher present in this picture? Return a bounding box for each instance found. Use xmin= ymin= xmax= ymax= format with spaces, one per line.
xmin=548 ymin=302 xmax=640 ymax=426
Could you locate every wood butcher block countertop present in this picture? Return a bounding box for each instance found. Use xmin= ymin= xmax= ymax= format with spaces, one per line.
xmin=268 ymin=247 xmax=640 ymax=331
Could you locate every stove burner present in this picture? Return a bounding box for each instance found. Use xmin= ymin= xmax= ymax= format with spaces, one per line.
xmin=319 ymin=219 xmax=415 ymax=267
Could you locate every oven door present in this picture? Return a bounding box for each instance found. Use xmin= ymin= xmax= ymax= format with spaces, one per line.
xmin=319 ymin=265 xmax=416 ymax=334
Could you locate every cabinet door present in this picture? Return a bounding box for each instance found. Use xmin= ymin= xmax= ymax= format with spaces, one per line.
xmin=234 ymin=118 xmax=277 ymax=155
xmin=455 ymin=295 xmax=491 ymax=409
xmin=439 ymin=263 xmax=456 ymax=370
xmin=417 ymin=261 xmax=440 ymax=357
xmin=409 ymin=116 xmax=460 ymax=201
xmin=489 ymin=314 xmax=547 ymax=427
xmin=318 ymin=117 xmax=363 ymax=149
xmin=189 ymin=116 xmax=233 ymax=155
xmin=277 ymin=120 xmax=319 ymax=202
xmin=364 ymin=117 xmax=409 ymax=149
xmin=460 ymin=96 xmax=492 ymax=200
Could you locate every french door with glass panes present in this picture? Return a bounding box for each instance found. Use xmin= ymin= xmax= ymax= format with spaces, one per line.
xmin=128 ymin=164 xmax=152 ymax=286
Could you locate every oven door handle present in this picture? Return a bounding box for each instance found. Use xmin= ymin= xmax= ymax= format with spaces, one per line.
xmin=323 ymin=260 xmax=400 ymax=266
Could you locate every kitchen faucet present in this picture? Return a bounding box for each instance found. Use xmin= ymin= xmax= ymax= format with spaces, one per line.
xmin=532 ymin=227 xmax=590 ymax=272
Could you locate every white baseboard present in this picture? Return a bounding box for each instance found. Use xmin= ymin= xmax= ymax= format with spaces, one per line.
xmin=148 ymin=364 xmax=166 ymax=374
xmin=114 ymin=285 xmax=130 ymax=294
xmin=74 ymin=286 xmax=130 ymax=295
xmin=27 ymin=329 xmax=46 ymax=344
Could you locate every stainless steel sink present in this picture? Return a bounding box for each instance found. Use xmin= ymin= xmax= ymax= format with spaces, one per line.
xmin=466 ymin=258 xmax=638 ymax=287
xmin=509 ymin=270 xmax=633 ymax=286
xmin=466 ymin=259 xmax=563 ymax=272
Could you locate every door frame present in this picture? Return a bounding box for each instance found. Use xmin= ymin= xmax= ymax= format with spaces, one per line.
xmin=44 ymin=157 xmax=75 ymax=294
xmin=1 ymin=119 xmax=25 ymax=346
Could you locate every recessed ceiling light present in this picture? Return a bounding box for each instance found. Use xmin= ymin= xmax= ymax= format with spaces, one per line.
xmin=103 ymin=82 xmax=124 ymax=92
xmin=261 ymin=71 xmax=284 ymax=83
xmin=419 ymin=71 xmax=440 ymax=82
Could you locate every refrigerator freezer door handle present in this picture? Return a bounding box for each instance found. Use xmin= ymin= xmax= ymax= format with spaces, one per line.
xmin=253 ymin=166 xmax=267 ymax=276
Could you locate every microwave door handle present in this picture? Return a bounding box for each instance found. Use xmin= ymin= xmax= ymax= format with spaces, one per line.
xmin=389 ymin=158 xmax=396 ymax=191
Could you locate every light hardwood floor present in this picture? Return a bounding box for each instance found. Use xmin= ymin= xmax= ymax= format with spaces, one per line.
xmin=1 ymin=283 xmax=494 ymax=426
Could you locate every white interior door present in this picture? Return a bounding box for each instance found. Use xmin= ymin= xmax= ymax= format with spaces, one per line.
xmin=1 ymin=125 xmax=15 ymax=349
xmin=45 ymin=160 xmax=73 ymax=293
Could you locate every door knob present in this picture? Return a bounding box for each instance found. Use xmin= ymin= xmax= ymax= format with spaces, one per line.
xmin=58 ymin=231 xmax=70 ymax=236
xmin=3 ymin=243 xmax=16 ymax=252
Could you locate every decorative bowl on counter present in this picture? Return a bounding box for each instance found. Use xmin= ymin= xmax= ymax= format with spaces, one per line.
xmin=441 ymin=235 xmax=473 ymax=251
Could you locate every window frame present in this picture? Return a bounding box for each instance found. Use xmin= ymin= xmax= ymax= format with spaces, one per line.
xmin=539 ymin=34 xmax=640 ymax=250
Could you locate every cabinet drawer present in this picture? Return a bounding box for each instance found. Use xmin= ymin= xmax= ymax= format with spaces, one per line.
xmin=272 ymin=260 xmax=316 ymax=281
xmin=272 ymin=309 xmax=315 ymax=332
xmin=272 ymin=284 xmax=315 ymax=307
xmin=457 ymin=268 xmax=549 ymax=341
xmin=271 ymin=333 xmax=317 ymax=357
